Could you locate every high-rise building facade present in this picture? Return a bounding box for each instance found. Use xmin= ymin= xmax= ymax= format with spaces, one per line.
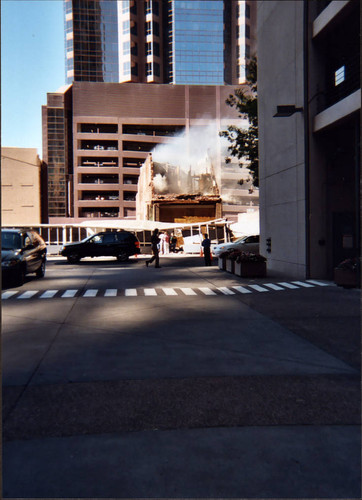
xmin=257 ymin=0 xmax=360 ymax=279
xmin=64 ymin=0 xmax=256 ymax=85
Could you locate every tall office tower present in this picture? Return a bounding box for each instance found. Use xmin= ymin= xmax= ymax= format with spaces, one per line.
xmin=64 ymin=0 xmax=256 ymax=85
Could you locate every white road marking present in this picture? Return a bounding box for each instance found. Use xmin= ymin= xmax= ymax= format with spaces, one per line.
xmin=264 ymin=283 xmax=285 ymax=291
xmin=2 ymin=291 xmax=18 ymax=299
xmin=144 ymin=288 xmax=157 ymax=296
xmin=278 ymin=282 xmax=299 ymax=289
xmin=306 ymin=280 xmax=330 ymax=287
xmin=61 ymin=289 xmax=78 ymax=298
xmin=162 ymin=288 xmax=178 ymax=296
xmin=248 ymin=284 xmax=269 ymax=292
xmin=218 ymin=287 xmax=235 ymax=295
xmin=232 ymin=286 xmax=252 ymax=294
xmin=83 ymin=289 xmax=98 ymax=297
xmin=292 ymin=281 xmax=315 ymax=288
xmin=199 ymin=287 xmax=217 ymax=295
xmin=17 ymin=290 xmax=38 ymax=299
xmin=125 ymin=288 xmax=137 ymax=296
xmin=40 ymin=290 xmax=58 ymax=299
xmin=180 ymin=288 xmax=197 ymax=296
xmin=104 ymin=289 xmax=118 ymax=297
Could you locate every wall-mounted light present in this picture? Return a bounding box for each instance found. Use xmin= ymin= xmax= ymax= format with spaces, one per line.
xmin=273 ymin=105 xmax=304 ymax=117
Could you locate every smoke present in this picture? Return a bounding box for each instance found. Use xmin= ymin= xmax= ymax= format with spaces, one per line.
xmin=152 ymin=122 xmax=222 ymax=174
xmin=153 ymin=173 xmax=168 ymax=193
xmin=150 ymin=120 xmax=250 ymax=198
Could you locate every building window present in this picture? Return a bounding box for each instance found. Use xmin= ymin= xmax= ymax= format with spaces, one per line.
xmin=145 ymin=20 xmax=151 ymax=35
xmin=245 ymin=24 xmax=250 ymax=39
xmin=131 ymin=62 xmax=138 ymax=76
xmin=122 ymin=1 xmax=129 ymax=14
xmin=153 ymin=21 xmax=159 ymax=37
xmin=145 ymin=0 xmax=158 ymax=16
xmin=131 ymin=21 xmax=137 ymax=35
xmin=153 ymin=41 xmax=160 ymax=57
xmin=335 ymin=66 xmax=345 ymax=86
xmin=236 ymin=44 xmax=240 ymax=59
xmin=145 ymin=0 xmax=151 ymax=15
xmin=123 ymin=61 xmax=131 ymax=74
xmin=123 ymin=20 xmax=130 ymax=34
xmin=154 ymin=62 xmax=160 ymax=76
xmin=245 ymin=3 xmax=250 ymax=18
xmin=123 ymin=41 xmax=130 ymax=55
xmin=145 ymin=42 xmax=152 ymax=56
xmin=131 ymin=42 xmax=138 ymax=56
xmin=146 ymin=62 xmax=152 ymax=76
xmin=245 ymin=44 xmax=250 ymax=58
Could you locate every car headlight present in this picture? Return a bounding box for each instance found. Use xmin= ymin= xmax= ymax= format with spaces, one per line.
xmin=2 ymin=259 xmax=19 ymax=268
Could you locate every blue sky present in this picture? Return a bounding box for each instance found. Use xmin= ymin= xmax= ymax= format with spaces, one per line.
xmin=1 ymin=0 xmax=64 ymax=155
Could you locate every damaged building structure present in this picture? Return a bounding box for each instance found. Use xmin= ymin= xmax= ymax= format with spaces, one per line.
xmin=136 ymin=154 xmax=222 ymax=223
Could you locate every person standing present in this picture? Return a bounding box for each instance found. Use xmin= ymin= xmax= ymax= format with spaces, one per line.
xmin=159 ymin=231 xmax=166 ymax=255
xmin=165 ymin=232 xmax=170 ymax=254
xmin=146 ymin=229 xmax=161 ymax=268
xmin=201 ymin=233 xmax=212 ymax=266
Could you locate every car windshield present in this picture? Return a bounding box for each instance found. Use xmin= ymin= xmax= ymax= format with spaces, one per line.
xmin=234 ymin=237 xmax=247 ymax=243
xmin=1 ymin=232 xmax=22 ymax=250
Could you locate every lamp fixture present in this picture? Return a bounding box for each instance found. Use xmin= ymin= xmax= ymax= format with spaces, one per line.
xmin=273 ymin=105 xmax=303 ymax=117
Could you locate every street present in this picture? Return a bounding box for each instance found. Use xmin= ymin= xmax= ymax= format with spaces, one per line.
xmin=2 ymin=254 xmax=361 ymax=498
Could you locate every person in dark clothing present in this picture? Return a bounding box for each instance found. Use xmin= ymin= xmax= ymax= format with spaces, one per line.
xmin=146 ymin=228 xmax=161 ymax=268
xmin=201 ymin=233 xmax=212 ymax=266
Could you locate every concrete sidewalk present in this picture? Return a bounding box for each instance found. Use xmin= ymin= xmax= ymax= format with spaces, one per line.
xmin=2 ymin=257 xmax=361 ymax=498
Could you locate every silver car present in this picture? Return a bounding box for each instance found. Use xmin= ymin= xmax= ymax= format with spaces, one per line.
xmin=213 ymin=235 xmax=260 ymax=257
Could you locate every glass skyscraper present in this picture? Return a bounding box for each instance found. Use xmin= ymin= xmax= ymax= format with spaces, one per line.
xmin=65 ymin=0 xmax=119 ymax=83
xmin=64 ymin=0 xmax=256 ymax=85
xmin=170 ymin=0 xmax=224 ymax=84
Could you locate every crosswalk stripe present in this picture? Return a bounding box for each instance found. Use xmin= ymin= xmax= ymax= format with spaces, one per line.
xmin=162 ymin=288 xmax=178 ymax=296
xmin=306 ymin=280 xmax=330 ymax=287
xmin=40 ymin=290 xmax=58 ymax=299
xmin=144 ymin=288 xmax=157 ymax=296
xmin=61 ymin=289 xmax=78 ymax=298
xmin=105 ymin=289 xmax=118 ymax=297
xmin=232 ymin=286 xmax=252 ymax=294
xmin=248 ymin=284 xmax=269 ymax=292
xmin=180 ymin=287 xmax=197 ymax=296
xmin=2 ymin=291 xmax=18 ymax=299
xmin=292 ymin=281 xmax=315 ymax=288
xmin=199 ymin=287 xmax=217 ymax=295
xmin=278 ymin=282 xmax=299 ymax=289
xmin=218 ymin=287 xmax=235 ymax=295
xmin=264 ymin=283 xmax=285 ymax=291
xmin=125 ymin=288 xmax=137 ymax=296
xmin=17 ymin=290 xmax=38 ymax=299
xmin=83 ymin=289 xmax=98 ymax=297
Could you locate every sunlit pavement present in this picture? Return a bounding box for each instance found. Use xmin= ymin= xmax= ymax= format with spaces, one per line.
xmin=2 ymin=255 xmax=361 ymax=497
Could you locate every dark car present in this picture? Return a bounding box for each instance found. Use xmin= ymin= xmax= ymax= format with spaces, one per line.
xmin=1 ymin=228 xmax=47 ymax=285
xmin=60 ymin=230 xmax=140 ymax=263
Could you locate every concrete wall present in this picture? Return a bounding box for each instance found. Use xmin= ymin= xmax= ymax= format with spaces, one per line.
xmin=257 ymin=1 xmax=306 ymax=278
xmin=1 ymin=148 xmax=42 ymax=225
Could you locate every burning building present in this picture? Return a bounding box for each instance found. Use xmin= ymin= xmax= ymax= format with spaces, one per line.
xmin=136 ymin=154 xmax=222 ymax=223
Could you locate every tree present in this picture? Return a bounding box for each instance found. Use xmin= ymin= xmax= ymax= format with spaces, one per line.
xmin=219 ymin=57 xmax=259 ymax=186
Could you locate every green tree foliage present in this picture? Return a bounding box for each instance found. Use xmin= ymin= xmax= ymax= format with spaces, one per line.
xmin=219 ymin=57 xmax=259 ymax=186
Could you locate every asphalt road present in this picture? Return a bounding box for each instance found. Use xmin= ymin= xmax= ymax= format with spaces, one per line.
xmin=2 ymin=254 xmax=361 ymax=498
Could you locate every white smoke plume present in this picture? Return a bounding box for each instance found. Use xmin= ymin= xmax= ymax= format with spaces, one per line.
xmin=152 ymin=122 xmax=221 ymax=174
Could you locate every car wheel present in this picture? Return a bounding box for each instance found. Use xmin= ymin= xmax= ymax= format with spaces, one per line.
xmin=67 ymin=253 xmax=81 ymax=264
xmin=36 ymin=259 xmax=46 ymax=278
xmin=117 ymin=253 xmax=129 ymax=262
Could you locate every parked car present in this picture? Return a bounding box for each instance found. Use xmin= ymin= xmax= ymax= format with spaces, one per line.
xmin=212 ymin=235 xmax=260 ymax=257
xmin=60 ymin=230 xmax=140 ymax=263
xmin=1 ymin=228 xmax=47 ymax=285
